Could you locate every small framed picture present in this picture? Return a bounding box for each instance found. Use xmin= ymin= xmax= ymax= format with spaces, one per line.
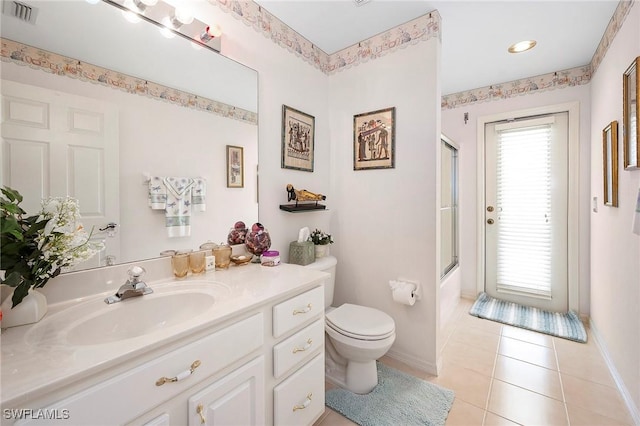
xmin=623 ymin=56 xmax=639 ymax=170
xmin=282 ymin=105 xmax=315 ymax=172
xmin=353 ymin=107 xmax=395 ymax=170
xmin=603 ymin=121 xmax=619 ymax=207
xmin=226 ymin=145 xmax=244 ymax=188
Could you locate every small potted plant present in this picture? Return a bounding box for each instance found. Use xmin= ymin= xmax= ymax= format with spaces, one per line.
xmin=308 ymin=228 xmax=333 ymax=258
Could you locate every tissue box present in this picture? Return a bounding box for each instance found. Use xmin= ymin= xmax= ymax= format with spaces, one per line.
xmin=289 ymin=241 xmax=315 ymax=266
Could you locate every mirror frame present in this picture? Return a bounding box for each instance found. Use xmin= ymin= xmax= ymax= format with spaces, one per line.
xmin=623 ymin=56 xmax=639 ymax=170
xmin=603 ymin=120 xmax=619 ymax=207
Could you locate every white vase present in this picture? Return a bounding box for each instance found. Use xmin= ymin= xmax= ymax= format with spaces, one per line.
xmin=1 ymin=288 xmax=48 ymax=329
xmin=314 ymin=244 xmax=329 ymax=258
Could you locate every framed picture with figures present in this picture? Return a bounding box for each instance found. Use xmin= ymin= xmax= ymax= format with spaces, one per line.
xmin=353 ymin=107 xmax=395 ymax=170
xmin=281 ymin=105 xmax=315 ymax=172
xmin=226 ymin=145 xmax=244 ymax=188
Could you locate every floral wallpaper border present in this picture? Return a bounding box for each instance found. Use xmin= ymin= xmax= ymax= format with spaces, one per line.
xmin=212 ymin=0 xmax=440 ymax=75
xmin=0 ymin=38 xmax=258 ymax=125
xmin=213 ymin=0 xmax=634 ymax=110
xmin=441 ymin=66 xmax=592 ymax=110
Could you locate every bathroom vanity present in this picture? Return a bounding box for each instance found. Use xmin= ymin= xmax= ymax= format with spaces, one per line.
xmin=0 ymin=262 xmax=328 ymax=425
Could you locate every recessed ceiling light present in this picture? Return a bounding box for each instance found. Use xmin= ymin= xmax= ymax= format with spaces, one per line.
xmin=508 ymin=40 xmax=537 ymax=54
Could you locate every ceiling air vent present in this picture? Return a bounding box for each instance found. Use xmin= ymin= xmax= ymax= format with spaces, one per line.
xmin=2 ymin=1 xmax=38 ymax=24
xmin=354 ymin=0 xmax=371 ymax=6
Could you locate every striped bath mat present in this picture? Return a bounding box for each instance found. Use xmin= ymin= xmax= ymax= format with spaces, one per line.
xmin=469 ymin=292 xmax=587 ymax=343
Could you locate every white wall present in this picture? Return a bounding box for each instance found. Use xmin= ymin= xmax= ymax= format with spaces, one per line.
xmin=589 ymin=2 xmax=640 ymax=416
xmin=441 ymin=84 xmax=592 ymax=314
xmin=328 ymin=40 xmax=442 ymax=373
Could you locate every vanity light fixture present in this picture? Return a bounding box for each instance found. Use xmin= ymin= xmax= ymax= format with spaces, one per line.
xmin=200 ymin=24 xmax=222 ymax=43
xmin=159 ymin=25 xmax=176 ymax=38
xmin=508 ymin=40 xmax=537 ymax=53
xmin=122 ymin=9 xmax=141 ymax=23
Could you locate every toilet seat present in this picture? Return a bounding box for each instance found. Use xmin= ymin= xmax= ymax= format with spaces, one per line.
xmin=326 ymin=304 xmax=395 ymax=341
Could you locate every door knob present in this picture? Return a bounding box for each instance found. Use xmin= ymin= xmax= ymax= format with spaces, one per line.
xmin=487 ymin=218 xmax=494 ymax=225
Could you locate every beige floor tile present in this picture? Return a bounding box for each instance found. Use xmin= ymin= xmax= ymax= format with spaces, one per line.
xmin=459 ymin=314 xmax=504 ymax=335
xmin=561 ymin=374 xmax=633 ymax=424
xmin=312 ymin=408 xmax=331 ymax=426
xmin=483 ymin=411 xmax=522 ymax=426
xmin=498 ymin=336 xmax=558 ymax=370
xmin=488 ymin=380 xmax=568 ymax=425
xmin=313 ymin=408 xmax=358 ymax=426
xmin=501 ymin=325 xmax=554 ymax=348
xmin=449 ymin=324 xmax=502 ymax=353
xmin=493 ymin=355 xmax=563 ymax=401
xmin=556 ymin=347 xmax=616 ymax=388
xmin=428 ymin=363 xmax=492 ymax=409
xmin=446 ymin=399 xmax=485 ymax=425
xmin=553 ymin=332 xmax=601 ymax=358
xmin=442 ymin=339 xmax=497 ymax=377
xmin=566 ymin=402 xmax=633 ymax=426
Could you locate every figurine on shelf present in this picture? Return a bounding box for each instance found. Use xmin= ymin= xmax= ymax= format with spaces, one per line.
xmin=286 ymin=184 xmax=326 ymax=203
xmin=280 ymin=184 xmax=327 ymax=212
xmin=245 ymin=222 xmax=271 ymax=261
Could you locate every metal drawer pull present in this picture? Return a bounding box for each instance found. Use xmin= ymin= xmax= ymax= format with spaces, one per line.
xmin=155 ymin=360 xmax=201 ymax=386
xmin=293 ymin=338 xmax=313 ymax=354
xmin=196 ymin=403 xmax=206 ymax=424
xmin=293 ymin=393 xmax=313 ymax=412
xmin=293 ymin=303 xmax=312 ymax=315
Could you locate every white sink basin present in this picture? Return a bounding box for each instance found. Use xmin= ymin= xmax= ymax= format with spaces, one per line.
xmin=25 ymin=281 xmax=230 ymax=346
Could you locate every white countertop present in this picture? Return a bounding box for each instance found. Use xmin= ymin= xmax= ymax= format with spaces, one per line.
xmin=1 ymin=263 xmax=328 ymax=408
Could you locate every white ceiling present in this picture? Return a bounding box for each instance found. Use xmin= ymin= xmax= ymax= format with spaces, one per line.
xmin=253 ymin=0 xmax=619 ymax=95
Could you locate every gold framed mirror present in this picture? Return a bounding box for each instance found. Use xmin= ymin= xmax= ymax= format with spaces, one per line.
xmin=623 ymin=56 xmax=639 ymax=169
xmin=603 ymin=121 xmax=619 ymax=207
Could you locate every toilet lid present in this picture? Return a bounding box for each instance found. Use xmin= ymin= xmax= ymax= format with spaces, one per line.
xmin=326 ymin=304 xmax=395 ymax=340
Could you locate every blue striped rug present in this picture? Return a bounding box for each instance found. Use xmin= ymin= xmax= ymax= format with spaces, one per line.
xmin=469 ymin=292 xmax=587 ymax=343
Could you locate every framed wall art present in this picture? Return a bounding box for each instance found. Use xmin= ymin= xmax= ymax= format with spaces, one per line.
xmin=603 ymin=121 xmax=619 ymax=207
xmin=282 ymin=105 xmax=315 ymax=172
xmin=226 ymin=145 xmax=244 ymax=188
xmin=353 ymin=107 xmax=395 ymax=170
xmin=623 ymin=56 xmax=639 ymax=170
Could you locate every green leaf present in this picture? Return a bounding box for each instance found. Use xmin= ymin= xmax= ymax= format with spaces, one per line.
xmin=10 ymin=281 xmax=31 ymax=308
xmin=1 ymin=271 xmax=24 ymax=287
xmin=1 ymin=186 xmax=23 ymax=204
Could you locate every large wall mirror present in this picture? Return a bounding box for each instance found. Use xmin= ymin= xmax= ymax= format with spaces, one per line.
xmin=1 ymin=0 xmax=259 ymax=271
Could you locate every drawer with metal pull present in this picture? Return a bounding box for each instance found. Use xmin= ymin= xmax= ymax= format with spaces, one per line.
xmin=273 ymin=318 xmax=324 ymax=378
xmin=273 ymin=353 xmax=325 ymax=426
xmin=272 ymin=286 xmax=324 ymax=338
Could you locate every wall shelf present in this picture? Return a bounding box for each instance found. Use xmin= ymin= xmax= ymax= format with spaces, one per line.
xmin=279 ymin=204 xmax=327 ymax=213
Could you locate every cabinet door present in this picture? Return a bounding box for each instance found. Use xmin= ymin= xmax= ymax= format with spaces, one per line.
xmin=188 ymin=356 xmax=265 ymax=426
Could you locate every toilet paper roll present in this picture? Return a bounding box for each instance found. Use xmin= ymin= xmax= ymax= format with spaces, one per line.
xmin=392 ymin=285 xmax=416 ymax=306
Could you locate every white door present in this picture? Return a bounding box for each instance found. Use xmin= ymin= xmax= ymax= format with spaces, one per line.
xmin=1 ymin=80 xmax=119 ymax=270
xmin=485 ymin=112 xmax=568 ymax=312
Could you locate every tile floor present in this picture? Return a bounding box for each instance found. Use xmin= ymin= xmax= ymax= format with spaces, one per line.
xmin=314 ymin=299 xmax=634 ymax=426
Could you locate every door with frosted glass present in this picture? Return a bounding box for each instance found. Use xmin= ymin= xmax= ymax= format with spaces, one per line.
xmin=485 ymin=113 xmax=568 ymax=312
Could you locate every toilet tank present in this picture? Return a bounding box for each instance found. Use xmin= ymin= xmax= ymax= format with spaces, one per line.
xmin=304 ymin=255 xmax=336 ymax=309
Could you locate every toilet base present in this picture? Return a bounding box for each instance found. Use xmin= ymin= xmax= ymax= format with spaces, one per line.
xmin=345 ymin=360 xmax=378 ymax=394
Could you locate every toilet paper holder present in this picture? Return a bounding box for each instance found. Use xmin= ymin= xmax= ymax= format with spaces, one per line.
xmin=389 ymin=279 xmax=422 ymax=300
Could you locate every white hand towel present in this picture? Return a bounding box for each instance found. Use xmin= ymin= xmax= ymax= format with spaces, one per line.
xmin=192 ymin=177 xmax=206 ymax=212
xmin=148 ymin=176 xmax=166 ymax=209
xmin=163 ymin=177 xmax=195 ymax=238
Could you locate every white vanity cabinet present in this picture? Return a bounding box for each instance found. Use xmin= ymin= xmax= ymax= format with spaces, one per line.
xmin=3 ymin=267 xmax=328 ymax=426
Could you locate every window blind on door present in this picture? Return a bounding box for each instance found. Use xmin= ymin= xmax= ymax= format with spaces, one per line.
xmin=495 ymin=122 xmax=553 ymax=297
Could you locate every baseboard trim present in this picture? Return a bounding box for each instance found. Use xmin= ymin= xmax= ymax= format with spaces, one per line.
xmin=385 ymin=349 xmax=439 ymax=376
xmin=590 ymin=319 xmax=640 ymax=425
xmin=461 ymin=289 xmax=477 ymax=301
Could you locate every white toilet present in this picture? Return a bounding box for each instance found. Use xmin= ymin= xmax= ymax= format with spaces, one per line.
xmin=305 ymin=256 xmax=395 ymax=394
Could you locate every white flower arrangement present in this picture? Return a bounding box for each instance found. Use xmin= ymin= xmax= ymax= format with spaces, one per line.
xmin=1 ymin=187 xmax=104 ymax=307
xmin=308 ymin=228 xmax=334 ymax=245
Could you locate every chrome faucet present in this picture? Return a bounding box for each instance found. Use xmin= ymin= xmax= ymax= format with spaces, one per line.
xmin=104 ymin=266 xmax=153 ymax=304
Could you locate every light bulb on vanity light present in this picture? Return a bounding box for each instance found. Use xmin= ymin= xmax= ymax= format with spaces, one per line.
xmin=200 ymin=24 xmax=222 ymax=43
xmin=132 ymin=0 xmax=158 ymax=12
xmin=168 ymin=7 xmax=194 ymax=28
